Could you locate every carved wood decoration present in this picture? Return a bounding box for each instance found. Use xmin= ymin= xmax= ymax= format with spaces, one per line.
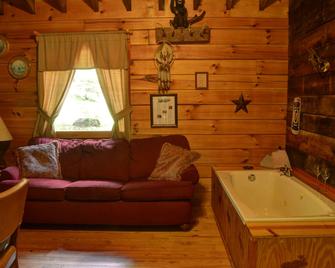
xmin=193 ymin=0 xmax=201 ymax=10
xmin=122 ymin=0 xmax=131 ymax=11
xmin=44 ymin=0 xmax=67 ymax=13
xmin=156 ymin=26 xmax=210 ymax=44
xmin=7 ymin=0 xmax=35 ymax=14
xmin=83 ymin=0 xmax=99 ymax=12
xmin=226 ymin=0 xmax=239 ymax=10
xmin=159 ymin=0 xmax=164 ymax=10
xmin=259 ymin=0 xmax=277 ymax=11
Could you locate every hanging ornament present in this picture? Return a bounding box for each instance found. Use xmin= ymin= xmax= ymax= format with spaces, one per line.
xmin=154 ymin=42 xmax=174 ymax=94
xmin=232 ymin=93 xmax=251 ymax=113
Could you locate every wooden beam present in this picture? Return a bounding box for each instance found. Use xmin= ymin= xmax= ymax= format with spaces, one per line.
xmin=226 ymin=0 xmax=239 ymax=10
xmin=43 ymin=0 xmax=67 ymax=13
xmin=7 ymin=0 xmax=35 ymax=14
xmin=0 ymin=0 xmax=3 ymax=15
xmin=158 ymin=0 xmax=164 ymax=11
xmin=193 ymin=0 xmax=201 ymax=10
xmin=259 ymin=0 xmax=277 ymax=11
xmin=83 ymin=0 xmax=99 ymax=12
xmin=122 ymin=0 xmax=131 ymax=11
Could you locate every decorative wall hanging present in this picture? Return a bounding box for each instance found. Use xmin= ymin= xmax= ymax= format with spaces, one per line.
xmin=155 ymin=0 xmax=210 ymax=44
xmin=0 ymin=35 xmax=9 ymax=57
xmin=154 ymin=42 xmax=174 ymax=93
xmin=232 ymin=93 xmax=251 ymax=113
xmin=150 ymin=94 xmax=178 ymax=128
xmin=8 ymin=56 xmax=31 ymax=80
xmin=291 ymin=97 xmax=301 ymax=135
xmin=195 ymin=72 xmax=208 ymax=89
xmin=307 ymin=47 xmax=330 ymax=76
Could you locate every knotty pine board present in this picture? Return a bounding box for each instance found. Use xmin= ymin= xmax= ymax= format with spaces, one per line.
xmin=0 ymin=0 xmax=288 ymax=173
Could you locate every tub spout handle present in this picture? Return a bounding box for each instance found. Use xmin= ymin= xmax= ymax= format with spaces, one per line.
xmin=280 ymin=165 xmax=292 ymax=177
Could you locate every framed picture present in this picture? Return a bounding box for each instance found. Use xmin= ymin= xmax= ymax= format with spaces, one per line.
xmin=0 ymin=35 xmax=9 ymax=57
xmin=150 ymin=94 xmax=178 ymax=128
xmin=195 ymin=72 xmax=208 ymax=89
xmin=8 ymin=56 xmax=31 ymax=80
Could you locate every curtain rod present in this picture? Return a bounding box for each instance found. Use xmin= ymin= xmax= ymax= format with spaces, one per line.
xmin=34 ymin=30 xmax=132 ymax=37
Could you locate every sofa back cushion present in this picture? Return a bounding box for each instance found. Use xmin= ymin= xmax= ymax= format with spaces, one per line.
xmin=29 ymin=137 xmax=82 ymax=180
xmin=80 ymin=139 xmax=129 ymax=182
xmin=129 ymin=135 xmax=190 ymax=179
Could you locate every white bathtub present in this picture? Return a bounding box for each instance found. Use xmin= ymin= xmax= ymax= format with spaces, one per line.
xmin=215 ymin=169 xmax=335 ymax=224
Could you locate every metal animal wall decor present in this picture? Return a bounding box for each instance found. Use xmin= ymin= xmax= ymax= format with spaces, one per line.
xmin=307 ymin=47 xmax=330 ymax=76
xmin=154 ymin=42 xmax=174 ymax=93
xmin=170 ymin=0 xmax=206 ymax=29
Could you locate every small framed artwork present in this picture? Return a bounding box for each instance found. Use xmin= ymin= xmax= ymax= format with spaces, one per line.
xmin=150 ymin=94 xmax=178 ymax=128
xmin=0 ymin=35 xmax=9 ymax=57
xmin=195 ymin=72 xmax=208 ymax=89
xmin=8 ymin=56 xmax=31 ymax=80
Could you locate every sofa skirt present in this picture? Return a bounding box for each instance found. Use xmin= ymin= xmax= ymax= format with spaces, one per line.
xmin=23 ymin=201 xmax=192 ymax=226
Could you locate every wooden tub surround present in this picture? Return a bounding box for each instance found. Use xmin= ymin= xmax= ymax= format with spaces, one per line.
xmin=212 ymin=168 xmax=335 ymax=268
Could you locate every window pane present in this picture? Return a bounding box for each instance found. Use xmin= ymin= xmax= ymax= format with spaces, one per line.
xmin=54 ymin=69 xmax=114 ymax=131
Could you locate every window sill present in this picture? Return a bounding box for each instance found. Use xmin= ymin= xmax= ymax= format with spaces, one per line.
xmin=55 ymin=131 xmax=113 ymax=139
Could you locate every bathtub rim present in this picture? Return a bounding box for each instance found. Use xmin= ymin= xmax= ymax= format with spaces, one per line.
xmin=213 ymin=168 xmax=335 ymax=225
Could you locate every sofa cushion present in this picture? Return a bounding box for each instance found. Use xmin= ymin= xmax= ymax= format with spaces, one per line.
xmin=121 ymin=180 xmax=194 ymax=201
xmin=149 ymin=143 xmax=200 ymax=181
xmin=129 ymin=135 xmax=190 ymax=179
xmin=0 ymin=178 xmax=71 ymax=201
xmin=16 ymin=142 xmax=62 ymax=179
xmin=65 ymin=180 xmax=123 ymax=201
xmin=80 ymin=139 xmax=129 ymax=181
xmin=30 ymin=137 xmax=82 ymax=180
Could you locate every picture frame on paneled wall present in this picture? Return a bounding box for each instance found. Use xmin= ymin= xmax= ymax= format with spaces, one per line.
xmin=195 ymin=72 xmax=208 ymax=89
xmin=150 ymin=94 xmax=178 ymax=128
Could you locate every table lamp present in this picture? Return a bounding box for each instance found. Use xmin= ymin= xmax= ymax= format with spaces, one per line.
xmin=0 ymin=117 xmax=13 ymax=169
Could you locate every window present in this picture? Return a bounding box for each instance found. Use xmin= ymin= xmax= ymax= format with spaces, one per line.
xmin=54 ymin=69 xmax=114 ymax=132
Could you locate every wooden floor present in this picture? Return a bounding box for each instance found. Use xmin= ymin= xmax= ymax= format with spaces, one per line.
xmin=17 ymin=179 xmax=232 ymax=268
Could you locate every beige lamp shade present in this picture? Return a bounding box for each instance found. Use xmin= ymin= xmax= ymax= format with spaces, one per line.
xmin=0 ymin=117 xmax=13 ymax=141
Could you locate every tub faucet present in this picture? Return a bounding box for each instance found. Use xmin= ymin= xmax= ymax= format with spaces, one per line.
xmin=279 ymin=165 xmax=292 ymax=177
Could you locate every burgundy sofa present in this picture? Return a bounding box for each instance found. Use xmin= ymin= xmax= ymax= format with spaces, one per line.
xmin=0 ymin=135 xmax=199 ymax=227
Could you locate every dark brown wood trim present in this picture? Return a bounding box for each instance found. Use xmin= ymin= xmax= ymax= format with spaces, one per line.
xmin=226 ymin=0 xmax=239 ymax=10
xmin=8 ymin=0 xmax=36 ymax=14
xmin=44 ymin=0 xmax=67 ymax=13
xmin=122 ymin=0 xmax=131 ymax=11
xmin=158 ymin=0 xmax=165 ymax=10
xmin=193 ymin=0 xmax=201 ymax=10
xmin=0 ymin=0 xmax=3 ymax=15
xmin=83 ymin=0 xmax=99 ymax=12
xmin=259 ymin=0 xmax=277 ymax=11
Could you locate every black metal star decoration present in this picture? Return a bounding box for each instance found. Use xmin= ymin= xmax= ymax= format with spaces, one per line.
xmin=232 ymin=93 xmax=251 ymax=113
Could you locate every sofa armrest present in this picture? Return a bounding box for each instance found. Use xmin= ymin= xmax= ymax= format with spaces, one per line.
xmin=180 ymin=165 xmax=199 ymax=184
xmin=0 ymin=166 xmax=20 ymax=181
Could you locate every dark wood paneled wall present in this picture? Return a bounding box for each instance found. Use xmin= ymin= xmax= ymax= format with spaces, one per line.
xmin=288 ymin=0 xmax=335 ymax=188
xmin=0 ymin=0 xmax=288 ymax=177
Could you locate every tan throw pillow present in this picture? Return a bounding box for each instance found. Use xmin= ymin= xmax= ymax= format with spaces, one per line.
xmin=149 ymin=142 xmax=200 ymax=181
xmin=16 ymin=141 xmax=62 ymax=179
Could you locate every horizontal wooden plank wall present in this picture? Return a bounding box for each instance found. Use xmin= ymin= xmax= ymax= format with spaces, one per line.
xmin=0 ymin=0 xmax=288 ymax=178
xmin=288 ymin=0 xmax=335 ymax=189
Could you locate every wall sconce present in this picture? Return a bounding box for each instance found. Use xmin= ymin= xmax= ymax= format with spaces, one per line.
xmin=0 ymin=117 xmax=13 ymax=169
xmin=307 ymin=48 xmax=330 ymax=75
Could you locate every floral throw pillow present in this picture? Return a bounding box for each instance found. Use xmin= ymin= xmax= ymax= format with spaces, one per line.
xmin=148 ymin=142 xmax=200 ymax=181
xmin=16 ymin=141 xmax=62 ymax=179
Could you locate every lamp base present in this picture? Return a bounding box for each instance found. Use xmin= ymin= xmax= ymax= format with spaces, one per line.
xmin=0 ymin=140 xmax=11 ymax=169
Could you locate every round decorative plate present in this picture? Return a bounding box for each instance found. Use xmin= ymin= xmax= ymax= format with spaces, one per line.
xmin=8 ymin=56 xmax=31 ymax=80
xmin=0 ymin=35 xmax=9 ymax=57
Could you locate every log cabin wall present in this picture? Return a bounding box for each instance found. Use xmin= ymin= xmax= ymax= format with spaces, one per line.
xmin=288 ymin=0 xmax=335 ymax=189
xmin=0 ymin=0 xmax=288 ymax=178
